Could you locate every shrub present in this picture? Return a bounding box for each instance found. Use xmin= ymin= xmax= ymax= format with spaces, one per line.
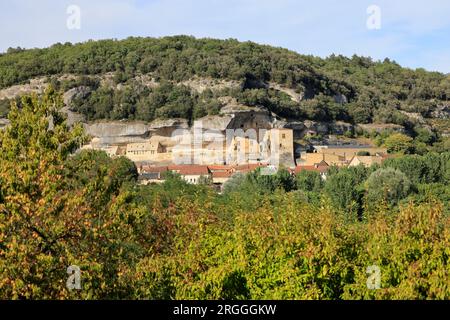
xmin=365 ymin=168 xmax=413 ymax=206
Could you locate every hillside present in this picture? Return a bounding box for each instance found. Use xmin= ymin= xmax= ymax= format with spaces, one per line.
xmin=0 ymin=36 xmax=449 ymax=137
xmin=0 ymin=37 xmax=449 ymax=300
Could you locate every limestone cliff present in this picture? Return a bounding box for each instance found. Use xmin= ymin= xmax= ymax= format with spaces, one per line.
xmin=0 ymin=74 xmax=407 ymax=144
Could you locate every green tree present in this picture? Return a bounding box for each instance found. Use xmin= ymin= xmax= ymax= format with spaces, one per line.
xmin=0 ymin=88 xmax=152 ymax=299
xmin=414 ymin=127 xmax=436 ymax=144
xmin=365 ymin=168 xmax=413 ymax=206
xmin=295 ymin=170 xmax=324 ymax=193
xmin=222 ymin=173 xmax=246 ymax=194
xmin=324 ymin=166 xmax=368 ymax=218
xmin=384 ymin=133 xmax=414 ymax=154
xmin=275 ymin=168 xmax=297 ymax=192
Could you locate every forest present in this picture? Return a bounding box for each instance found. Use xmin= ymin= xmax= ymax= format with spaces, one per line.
xmin=0 ymin=89 xmax=448 ymax=299
xmin=0 ymin=36 xmax=449 ymax=132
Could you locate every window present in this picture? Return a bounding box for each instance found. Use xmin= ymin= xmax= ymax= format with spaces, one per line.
xmin=282 ymin=134 xmax=286 ymax=139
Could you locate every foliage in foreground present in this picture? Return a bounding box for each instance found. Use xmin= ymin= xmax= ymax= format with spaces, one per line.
xmin=130 ymin=196 xmax=449 ymax=300
xmin=0 ymin=91 xmax=449 ymax=299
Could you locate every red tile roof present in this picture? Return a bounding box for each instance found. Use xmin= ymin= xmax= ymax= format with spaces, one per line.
xmin=169 ymin=165 xmax=210 ymax=176
xmin=143 ymin=163 xmax=270 ymax=177
xmin=293 ymin=164 xmax=329 ymax=174
xmin=141 ymin=166 xmax=168 ymax=173
xmin=167 ymin=165 xmax=187 ymax=171
xmin=212 ymin=171 xmax=234 ymax=178
xmin=207 ymin=165 xmax=234 ymax=171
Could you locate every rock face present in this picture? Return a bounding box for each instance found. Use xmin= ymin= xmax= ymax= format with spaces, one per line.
xmin=83 ymin=119 xmax=190 ymax=145
xmin=241 ymin=78 xmax=304 ymax=102
xmin=357 ymin=123 xmax=405 ymax=133
xmin=193 ymin=115 xmax=234 ymax=131
xmin=84 ymin=122 xmax=149 ymax=143
xmin=84 ymin=121 xmax=150 ymax=138
xmin=84 ymin=122 xmax=149 ymax=145
xmin=61 ymin=107 xmax=86 ymax=126
xmin=181 ymin=77 xmax=242 ymax=93
xmin=400 ymin=111 xmax=426 ymax=124
xmin=281 ymin=121 xmax=307 ymax=139
xmin=62 ymin=86 xmax=91 ymax=126
xmin=329 ymin=121 xmax=354 ymax=135
xmin=227 ymin=111 xmax=274 ymax=131
xmin=302 ymin=120 xmax=332 ymax=135
xmin=268 ymin=82 xmax=304 ymax=102
xmin=63 ymin=86 xmax=91 ymax=106
xmin=333 ymin=94 xmax=348 ymax=104
xmin=432 ymin=104 xmax=450 ymax=119
xmin=0 ymin=78 xmax=47 ymax=100
xmin=148 ymin=118 xmax=189 ymax=130
xmin=279 ymin=120 xmax=355 ymax=138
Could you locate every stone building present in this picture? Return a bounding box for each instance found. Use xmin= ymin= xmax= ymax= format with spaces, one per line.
xmin=226 ymin=128 xmax=295 ymax=167
xmin=348 ymin=155 xmax=384 ymax=167
xmin=313 ymin=145 xmax=387 ymax=159
xmin=298 ymin=152 xmax=347 ymax=167
xmin=168 ymin=165 xmax=211 ymax=184
xmin=292 ymin=160 xmax=330 ymax=180
xmin=126 ymin=141 xmax=166 ymax=162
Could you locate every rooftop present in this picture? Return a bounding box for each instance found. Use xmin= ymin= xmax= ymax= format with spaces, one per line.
xmin=141 ymin=166 xmax=168 ymax=173
xmin=169 ymin=165 xmax=210 ymax=176
xmin=207 ymin=165 xmax=234 ymax=171
xmin=293 ymin=161 xmax=329 ymax=174
xmin=212 ymin=171 xmax=234 ymax=178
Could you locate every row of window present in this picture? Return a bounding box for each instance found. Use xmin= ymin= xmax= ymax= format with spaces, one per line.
xmin=127 ymin=150 xmax=156 ymax=155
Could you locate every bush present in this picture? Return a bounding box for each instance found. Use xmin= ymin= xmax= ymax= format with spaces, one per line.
xmin=324 ymin=166 xmax=368 ymax=217
xmin=384 ymin=133 xmax=414 ymax=154
xmin=295 ymin=170 xmax=324 ymax=192
xmin=365 ymin=168 xmax=413 ymax=206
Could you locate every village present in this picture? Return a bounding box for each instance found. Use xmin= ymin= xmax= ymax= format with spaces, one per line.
xmin=84 ymin=125 xmax=389 ymax=190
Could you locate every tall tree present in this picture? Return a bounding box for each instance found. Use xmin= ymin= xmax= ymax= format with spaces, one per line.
xmin=0 ymin=88 xmax=152 ymax=299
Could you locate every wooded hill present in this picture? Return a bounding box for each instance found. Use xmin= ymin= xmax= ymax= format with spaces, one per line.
xmin=0 ymin=36 xmax=449 ymax=131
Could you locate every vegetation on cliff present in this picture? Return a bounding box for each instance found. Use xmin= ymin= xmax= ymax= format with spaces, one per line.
xmin=0 ymin=36 xmax=448 ymax=131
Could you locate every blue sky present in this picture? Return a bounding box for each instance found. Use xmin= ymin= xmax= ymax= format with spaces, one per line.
xmin=1 ymin=0 xmax=449 ymax=73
